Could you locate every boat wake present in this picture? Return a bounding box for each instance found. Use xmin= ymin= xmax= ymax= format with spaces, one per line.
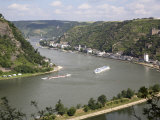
xmin=42 ymin=74 xmax=71 ymax=80
xmin=41 ymin=77 xmax=48 ymax=80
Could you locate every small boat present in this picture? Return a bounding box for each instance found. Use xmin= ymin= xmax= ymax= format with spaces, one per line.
xmin=94 ymin=66 xmax=110 ymax=74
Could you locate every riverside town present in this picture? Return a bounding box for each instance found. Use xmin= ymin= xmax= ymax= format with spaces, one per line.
xmin=0 ymin=0 xmax=160 ymax=120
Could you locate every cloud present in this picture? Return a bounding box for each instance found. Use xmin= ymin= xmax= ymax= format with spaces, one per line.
xmin=66 ymin=5 xmax=73 ymax=10
xmin=78 ymin=3 xmax=91 ymax=9
xmin=8 ymin=3 xmax=29 ymax=11
xmin=3 ymin=0 xmax=160 ymax=21
xmin=5 ymin=3 xmax=51 ymax=20
xmin=127 ymin=0 xmax=160 ymax=17
xmin=51 ymin=1 xmax=62 ymax=7
xmin=54 ymin=9 xmax=63 ymax=14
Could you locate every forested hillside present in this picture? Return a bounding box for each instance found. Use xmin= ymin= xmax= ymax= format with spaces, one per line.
xmin=0 ymin=14 xmax=51 ymax=74
xmin=59 ymin=18 xmax=160 ymax=59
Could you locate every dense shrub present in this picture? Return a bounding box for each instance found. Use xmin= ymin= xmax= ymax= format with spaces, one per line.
xmin=97 ymin=94 xmax=107 ymax=106
xmin=76 ymin=104 xmax=81 ymax=109
xmin=117 ymin=88 xmax=134 ymax=99
xmin=83 ymin=105 xmax=89 ymax=112
xmin=0 ymin=70 xmax=3 ymax=75
xmin=55 ymin=99 xmax=66 ymax=116
xmin=151 ymin=84 xmax=160 ymax=93
xmin=126 ymin=88 xmax=135 ymax=99
xmin=138 ymin=86 xmax=149 ymax=98
xmin=88 ymin=98 xmax=97 ymax=110
xmin=14 ymin=65 xmax=35 ymax=73
xmin=67 ymin=107 xmax=76 ymax=116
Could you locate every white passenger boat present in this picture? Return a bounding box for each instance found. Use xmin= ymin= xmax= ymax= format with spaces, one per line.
xmin=94 ymin=66 xmax=110 ymax=73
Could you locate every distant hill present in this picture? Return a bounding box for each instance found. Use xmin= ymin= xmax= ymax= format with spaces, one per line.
xmin=0 ymin=14 xmax=52 ymax=74
xmin=12 ymin=18 xmax=160 ymax=61
xmin=59 ymin=18 xmax=160 ymax=60
xmin=12 ymin=20 xmax=89 ymax=38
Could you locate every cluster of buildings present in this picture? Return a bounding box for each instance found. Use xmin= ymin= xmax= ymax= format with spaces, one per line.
xmin=49 ymin=41 xmax=70 ymax=49
xmin=48 ymin=41 xmax=160 ymax=68
xmin=74 ymin=45 xmax=134 ymax=61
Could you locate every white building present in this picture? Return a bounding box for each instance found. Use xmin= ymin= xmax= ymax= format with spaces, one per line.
xmin=144 ymin=53 xmax=149 ymax=62
xmin=97 ymin=51 xmax=106 ymax=56
xmin=87 ymin=48 xmax=93 ymax=54
xmin=78 ymin=45 xmax=81 ymax=51
xmin=49 ymin=41 xmax=55 ymax=47
xmin=61 ymin=44 xmax=70 ymax=49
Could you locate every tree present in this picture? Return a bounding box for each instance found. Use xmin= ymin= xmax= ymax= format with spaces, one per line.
xmin=67 ymin=107 xmax=76 ymax=116
xmin=97 ymin=94 xmax=107 ymax=106
xmin=132 ymin=94 xmax=160 ymax=120
xmin=55 ymin=99 xmax=66 ymax=115
xmin=31 ymin=101 xmax=56 ymax=120
xmin=83 ymin=105 xmax=89 ymax=112
xmin=0 ymin=13 xmax=3 ymax=18
xmin=88 ymin=98 xmax=97 ymax=110
xmin=0 ymin=97 xmax=26 ymax=120
xmin=117 ymin=93 xmax=122 ymax=99
xmin=138 ymin=86 xmax=148 ymax=98
xmin=76 ymin=104 xmax=81 ymax=109
xmin=126 ymin=88 xmax=135 ymax=99
xmin=0 ymin=70 xmax=3 ymax=75
xmin=143 ymin=95 xmax=160 ymax=120
xmin=151 ymin=84 xmax=160 ymax=93
xmin=121 ymin=90 xmax=127 ymax=98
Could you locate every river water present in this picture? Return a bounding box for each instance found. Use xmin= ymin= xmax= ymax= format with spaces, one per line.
xmin=0 ymin=38 xmax=160 ymax=119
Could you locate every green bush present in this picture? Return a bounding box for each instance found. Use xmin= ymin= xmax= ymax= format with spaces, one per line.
xmin=151 ymin=84 xmax=160 ymax=93
xmin=88 ymin=98 xmax=97 ymax=110
xmin=0 ymin=70 xmax=3 ymax=75
xmin=138 ymin=86 xmax=149 ymax=98
xmin=14 ymin=65 xmax=35 ymax=73
xmin=83 ymin=105 xmax=89 ymax=112
xmin=55 ymin=99 xmax=66 ymax=116
xmin=76 ymin=104 xmax=81 ymax=109
xmin=126 ymin=88 xmax=135 ymax=99
xmin=67 ymin=107 xmax=76 ymax=116
xmin=97 ymin=94 xmax=107 ymax=106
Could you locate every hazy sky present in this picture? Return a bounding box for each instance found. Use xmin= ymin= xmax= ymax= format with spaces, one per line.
xmin=0 ymin=0 xmax=160 ymax=21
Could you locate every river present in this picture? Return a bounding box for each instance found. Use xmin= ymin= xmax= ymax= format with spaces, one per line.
xmin=0 ymin=38 xmax=160 ymax=119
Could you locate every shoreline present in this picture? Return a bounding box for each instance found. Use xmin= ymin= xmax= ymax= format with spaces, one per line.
xmin=0 ymin=66 xmax=63 ymax=81
xmin=135 ymin=62 xmax=160 ymax=71
xmin=48 ymin=47 xmax=160 ymax=72
xmin=66 ymin=93 xmax=160 ymax=120
xmin=41 ymin=45 xmax=160 ymax=72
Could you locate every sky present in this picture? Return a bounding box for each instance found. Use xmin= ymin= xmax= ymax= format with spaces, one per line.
xmin=0 ymin=0 xmax=160 ymax=21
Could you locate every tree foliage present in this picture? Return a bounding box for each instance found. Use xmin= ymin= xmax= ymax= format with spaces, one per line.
xmin=97 ymin=94 xmax=107 ymax=106
xmin=0 ymin=97 xmax=26 ymax=120
xmin=55 ymin=99 xmax=66 ymax=116
xmin=67 ymin=107 xmax=76 ymax=116
xmin=138 ymin=86 xmax=149 ymax=98
xmin=59 ymin=19 xmax=160 ymax=55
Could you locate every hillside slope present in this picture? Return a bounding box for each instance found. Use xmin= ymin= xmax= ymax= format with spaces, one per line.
xmin=59 ymin=19 xmax=160 ymax=59
xmin=0 ymin=14 xmax=51 ymax=74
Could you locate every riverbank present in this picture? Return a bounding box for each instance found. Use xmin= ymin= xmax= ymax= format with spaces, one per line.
xmin=44 ymin=46 xmax=160 ymax=72
xmin=0 ymin=66 xmax=63 ymax=80
xmin=56 ymin=93 xmax=160 ymax=120
xmin=136 ymin=62 xmax=160 ymax=70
